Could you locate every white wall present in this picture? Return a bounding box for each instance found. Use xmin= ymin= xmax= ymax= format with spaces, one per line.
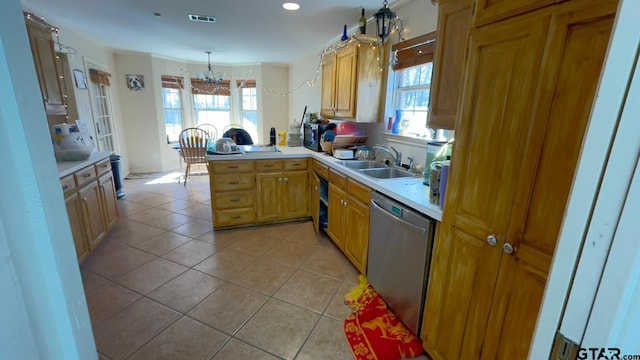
xmin=261 ymin=63 xmax=290 ymax=144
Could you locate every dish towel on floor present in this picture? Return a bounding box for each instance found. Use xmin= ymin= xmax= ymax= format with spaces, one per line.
xmin=344 ymin=275 xmax=424 ymax=360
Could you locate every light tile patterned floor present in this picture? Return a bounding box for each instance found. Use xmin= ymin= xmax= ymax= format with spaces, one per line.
xmin=81 ymin=173 xmax=360 ymax=360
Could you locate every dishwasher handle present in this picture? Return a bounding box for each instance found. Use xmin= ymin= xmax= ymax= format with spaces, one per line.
xmin=371 ymin=199 xmax=428 ymax=235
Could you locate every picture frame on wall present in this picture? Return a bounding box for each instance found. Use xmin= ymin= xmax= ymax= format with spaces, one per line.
xmin=73 ymin=69 xmax=87 ymax=89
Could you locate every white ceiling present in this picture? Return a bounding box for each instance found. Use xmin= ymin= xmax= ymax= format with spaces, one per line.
xmin=21 ymin=0 xmax=406 ymax=65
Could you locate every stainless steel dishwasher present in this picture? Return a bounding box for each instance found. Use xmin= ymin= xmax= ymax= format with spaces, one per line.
xmin=367 ymin=191 xmax=435 ymax=337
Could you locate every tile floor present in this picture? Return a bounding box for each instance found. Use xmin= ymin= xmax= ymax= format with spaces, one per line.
xmin=81 ymin=172 xmax=361 ymax=360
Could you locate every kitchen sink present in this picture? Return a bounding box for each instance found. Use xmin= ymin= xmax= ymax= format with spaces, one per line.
xmin=359 ymin=167 xmax=416 ymax=179
xmin=339 ymin=160 xmax=388 ymax=170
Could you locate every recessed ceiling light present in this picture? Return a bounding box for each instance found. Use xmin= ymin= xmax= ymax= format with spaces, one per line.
xmin=283 ymin=3 xmax=300 ymax=11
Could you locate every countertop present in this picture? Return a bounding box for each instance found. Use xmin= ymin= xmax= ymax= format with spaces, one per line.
xmin=207 ymin=146 xmax=443 ymax=221
xmin=57 ymin=151 xmax=113 ymax=178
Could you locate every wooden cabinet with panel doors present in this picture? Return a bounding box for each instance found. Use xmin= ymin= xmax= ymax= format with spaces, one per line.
xmin=422 ymin=0 xmax=617 ymax=359
xmin=427 ymin=0 xmax=474 ymax=130
xmin=310 ymin=159 xmax=329 ymax=234
xmin=60 ymin=157 xmax=119 ymax=262
xmin=24 ymin=14 xmax=67 ymax=115
xmin=255 ymin=159 xmax=309 ymax=222
xmin=210 ymin=158 xmax=309 ymax=228
xmin=326 ymin=169 xmax=371 ymax=274
xmin=320 ymin=37 xmax=383 ymax=122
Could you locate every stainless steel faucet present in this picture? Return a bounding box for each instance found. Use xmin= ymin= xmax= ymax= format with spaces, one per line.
xmin=373 ymin=145 xmax=402 ymax=167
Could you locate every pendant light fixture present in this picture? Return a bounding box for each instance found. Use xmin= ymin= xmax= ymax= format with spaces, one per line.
xmin=374 ymin=0 xmax=396 ymax=42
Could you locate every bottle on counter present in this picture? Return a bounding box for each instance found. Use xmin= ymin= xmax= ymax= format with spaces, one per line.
xmin=359 ymin=8 xmax=366 ymax=34
xmin=269 ymin=127 xmax=276 ymax=146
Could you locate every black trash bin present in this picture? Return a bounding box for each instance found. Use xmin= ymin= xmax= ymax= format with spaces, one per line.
xmin=110 ymin=154 xmax=125 ymax=199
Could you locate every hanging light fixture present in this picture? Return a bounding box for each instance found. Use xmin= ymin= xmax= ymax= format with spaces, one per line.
xmin=373 ymin=0 xmax=396 ymax=42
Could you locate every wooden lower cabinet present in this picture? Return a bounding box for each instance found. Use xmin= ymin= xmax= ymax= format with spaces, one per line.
xmin=62 ymin=158 xmax=119 ymax=262
xmin=422 ymin=1 xmax=617 ymax=359
xmin=78 ymin=179 xmax=107 ymax=250
xmin=211 ymin=158 xmax=309 ymax=228
xmin=98 ymin=172 xmax=119 ymax=230
xmin=65 ymin=192 xmax=90 ymax=261
xmin=326 ymin=170 xmax=371 ymax=274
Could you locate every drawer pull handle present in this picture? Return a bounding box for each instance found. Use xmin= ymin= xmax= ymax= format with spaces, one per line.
xmin=62 ymin=184 xmax=70 ymax=190
xmin=232 ymin=216 xmax=241 ymax=220
xmin=228 ymin=166 xmax=239 ymax=169
xmin=83 ymin=173 xmax=92 ymax=178
xmin=230 ymin=199 xmax=240 ymax=202
xmin=229 ymin=181 xmax=240 ymax=185
xmin=265 ymin=164 xmax=274 ymax=168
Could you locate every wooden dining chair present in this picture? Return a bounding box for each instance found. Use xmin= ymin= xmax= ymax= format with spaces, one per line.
xmin=197 ymin=123 xmax=218 ymax=141
xmin=178 ymin=127 xmax=209 ymax=186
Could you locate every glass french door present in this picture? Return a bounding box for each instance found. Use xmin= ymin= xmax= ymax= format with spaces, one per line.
xmin=85 ymin=59 xmax=116 ymax=153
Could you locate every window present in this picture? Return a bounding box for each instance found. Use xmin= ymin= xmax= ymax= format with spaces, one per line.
xmin=238 ymin=80 xmax=258 ymax=144
xmin=191 ymin=79 xmax=231 ymax=132
xmin=394 ymin=63 xmax=433 ymax=137
xmin=390 ymin=32 xmax=436 ymax=138
xmin=161 ymin=76 xmax=184 ymax=143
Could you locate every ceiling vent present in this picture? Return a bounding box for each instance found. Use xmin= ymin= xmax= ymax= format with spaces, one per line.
xmin=188 ymin=14 xmax=216 ymax=23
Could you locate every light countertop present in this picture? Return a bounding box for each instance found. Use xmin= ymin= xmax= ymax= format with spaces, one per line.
xmin=207 ymin=146 xmax=443 ymax=221
xmin=57 ymin=151 xmax=113 ymax=178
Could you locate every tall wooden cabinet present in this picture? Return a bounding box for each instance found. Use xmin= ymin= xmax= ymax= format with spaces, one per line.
xmin=25 ymin=17 xmax=67 ymax=115
xmin=320 ymin=38 xmax=383 ymax=122
xmin=422 ymin=0 xmax=617 ymax=359
xmin=427 ymin=0 xmax=474 ymax=130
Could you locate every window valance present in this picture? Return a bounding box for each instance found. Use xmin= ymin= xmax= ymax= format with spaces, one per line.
xmin=191 ymin=79 xmax=230 ymax=96
xmin=161 ymin=75 xmax=184 ymax=89
xmin=392 ymin=32 xmax=436 ymax=71
xmin=236 ymin=80 xmax=257 ymax=88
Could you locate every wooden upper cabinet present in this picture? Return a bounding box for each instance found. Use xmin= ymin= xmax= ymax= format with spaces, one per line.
xmin=320 ymin=54 xmax=337 ymax=118
xmin=334 ymin=45 xmax=358 ymax=118
xmin=320 ymin=40 xmax=383 ymax=122
xmin=25 ymin=19 xmax=67 ymax=115
xmin=474 ymin=0 xmax=557 ymax=26
xmin=428 ymin=0 xmax=474 ymax=130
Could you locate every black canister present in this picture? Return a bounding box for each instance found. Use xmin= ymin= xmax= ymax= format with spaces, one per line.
xmin=269 ymin=127 xmax=276 ymax=146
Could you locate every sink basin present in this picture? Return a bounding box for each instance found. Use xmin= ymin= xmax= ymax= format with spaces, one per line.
xmin=359 ymin=167 xmax=416 ymax=179
xmin=339 ymin=160 xmax=387 ymax=170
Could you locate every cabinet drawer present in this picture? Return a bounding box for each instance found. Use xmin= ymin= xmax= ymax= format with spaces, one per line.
xmin=348 ymin=179 xmax=371 ymax=205
xmin=213 ymin=192 xmax=255 ymax=209
xmin=211 ymin=160 xmax=253 ymax=174
xmin=214 ymin=208 xmax=255 ymax=227
xmin=329 ymin=169 xmax=347 ymax=190
xmin=60 ymin=175 xmax=76 ymax=195
xmin=255 ymin=160 xmax=282 ymax=172
xmin=212 ymin=173 xmax=254 ymax=192
xmin=313 ymin=159 xmax=329 ymax=179
xmin=94 ymin=158 xmax=112 ymax=176
xmin=74 ymin=166 xmax=97 ymax=188
xmin=284 ymin=158 xmax=308 ymax=171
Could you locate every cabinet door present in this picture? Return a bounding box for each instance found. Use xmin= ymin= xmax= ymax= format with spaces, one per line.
xmin=256 ymin=172 xmax=282 ymax=222
xmin=423 ymin=11 xmax=552 ymax=360
xmin=327 ymin=183 xmax=347 ymax=251
xmin=320 ymin=54 xmax=337 ymax=118
xmin=78 ymin=181 xmax=107 ymax=250
xmin=65 ymin=193 xmax=90 ymax=262
xmin=344 ymin=197 xmax=369 ymax=274
xmin=310 ymin=172 xmax=320 ymax=232
xmin=98 ymin=173 xmax=119 ymax=230
xmin=283 ymin=171 xmax=309 ymax=219
xmin=25 ymin=21 xmax=66 ymax=115
xmin=480 ymin=3 xmax=616 ymax=359
xmin=334 ymin=45 xmax=358 ymax=118
xmin=428 ymin=0 xmax=473 ymax=130
xmin=474 ymin=0 xmax=555 ymax=26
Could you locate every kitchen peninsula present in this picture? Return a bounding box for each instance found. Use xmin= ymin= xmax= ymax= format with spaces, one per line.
xmin=206 ymin=147 xmax=443 ymax=225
